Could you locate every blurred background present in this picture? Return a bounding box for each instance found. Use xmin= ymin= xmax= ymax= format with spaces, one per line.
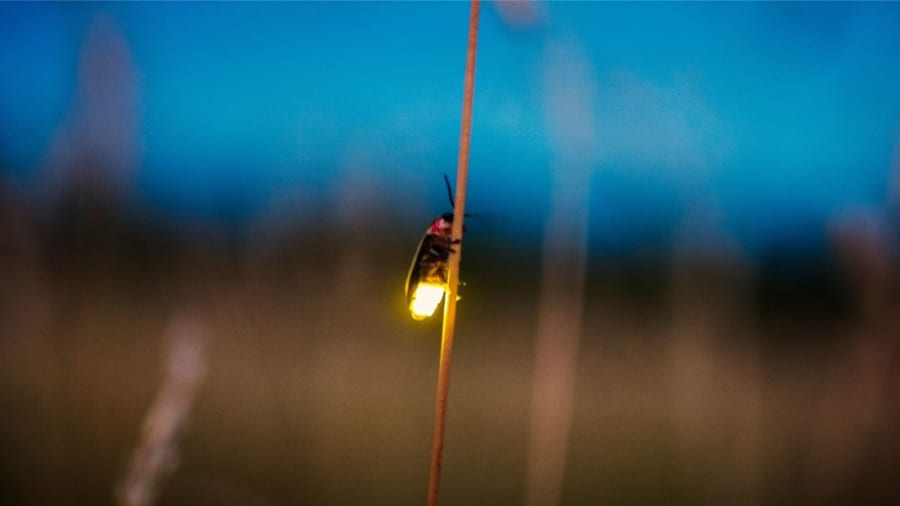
xmin=1 ymin=1 xmax=899 ymax=505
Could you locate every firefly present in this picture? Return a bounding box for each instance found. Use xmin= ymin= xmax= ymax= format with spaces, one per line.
xmin=406 ymin=211 xmax=455 ymax=320
xmin=405 ymin=176 xmax=463 ymax=320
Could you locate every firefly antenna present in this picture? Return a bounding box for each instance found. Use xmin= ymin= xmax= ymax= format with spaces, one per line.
xmin=445 ymin=173 xmax=479 ymax=219
xmin=443 ymin=173 xmax=455 ymax=210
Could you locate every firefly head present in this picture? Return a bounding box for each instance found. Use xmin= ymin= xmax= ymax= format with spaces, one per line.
xmin=429 ymin=213 xmax=454 ymax=236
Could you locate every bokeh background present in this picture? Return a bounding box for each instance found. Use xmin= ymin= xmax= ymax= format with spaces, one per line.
xmin=2 ymin=1 xmax=900 ymax=505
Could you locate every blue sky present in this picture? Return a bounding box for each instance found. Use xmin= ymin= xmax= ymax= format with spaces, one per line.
xmin=1 ymin=1 xmax=899 ymax=252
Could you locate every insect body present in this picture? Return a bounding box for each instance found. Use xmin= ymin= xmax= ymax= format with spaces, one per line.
xmin=406 ymin=212 xmax=455 ymax=320
xmin=406 ymin=174 xmax=466 ymax=320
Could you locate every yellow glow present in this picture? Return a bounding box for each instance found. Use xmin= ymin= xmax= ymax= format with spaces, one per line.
xmin=410 ymin=282 xmax=446 ymax=320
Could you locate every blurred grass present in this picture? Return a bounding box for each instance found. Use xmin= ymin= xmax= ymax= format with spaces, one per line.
xmin=1 ymin=195 xmax=899 ymax=505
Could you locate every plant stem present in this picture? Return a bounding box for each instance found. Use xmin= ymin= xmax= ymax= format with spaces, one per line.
xmin=427 ymin=1 xmax=480 ymax=505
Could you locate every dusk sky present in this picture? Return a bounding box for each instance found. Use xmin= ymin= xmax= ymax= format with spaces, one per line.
xmin=2 ymin=1 xmax=900 ymax=252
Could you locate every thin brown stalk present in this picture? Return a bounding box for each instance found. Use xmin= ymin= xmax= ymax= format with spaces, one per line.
xmin=426 ymin=1 xmax=480 ymax=505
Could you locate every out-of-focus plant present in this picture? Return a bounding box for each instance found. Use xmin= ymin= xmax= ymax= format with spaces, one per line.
xmin=117 ymin=316 xmax=209 ymax=506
